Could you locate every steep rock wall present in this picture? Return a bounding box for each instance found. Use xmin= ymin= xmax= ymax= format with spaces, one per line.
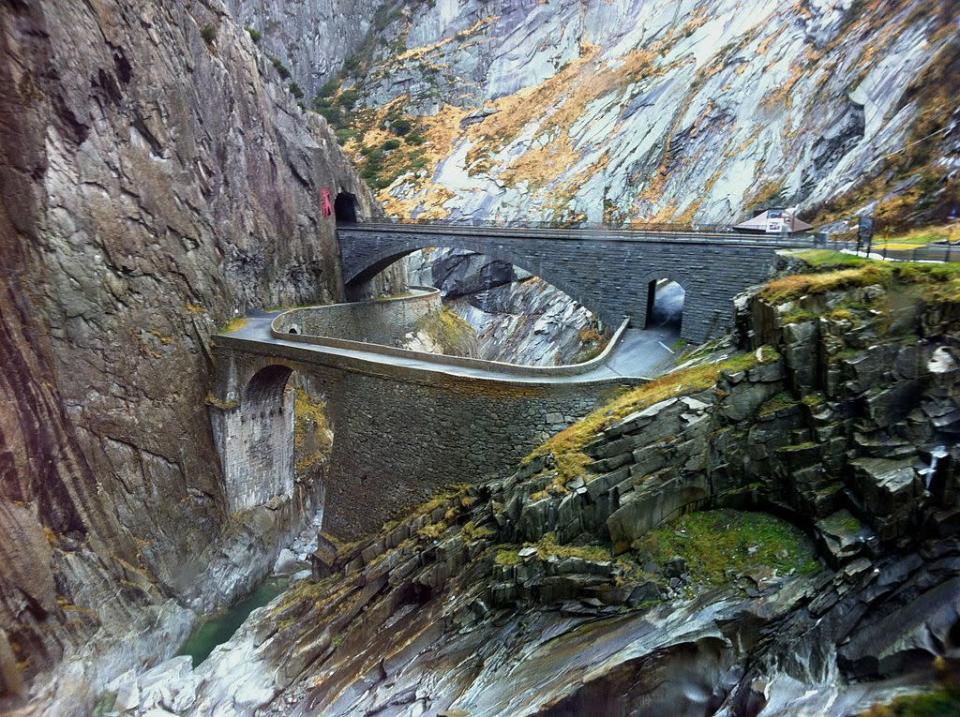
xmin=0 ymin=0 xmax=376 ymax=710
xmin=290 ymin=0 xmax=959 ymax=227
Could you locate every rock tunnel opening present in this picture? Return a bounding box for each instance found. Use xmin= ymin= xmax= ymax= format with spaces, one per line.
xmin=645 ymin=278 xmax=685 ymax=334
xmin=334 ymin=192 xmax=358 ymax=223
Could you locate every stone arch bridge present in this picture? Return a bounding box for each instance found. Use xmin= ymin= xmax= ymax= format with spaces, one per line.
xmin=209 ymin=304 xmax=641 ymax=538
xmin=339 ymin=222 xmax=811 ymax=342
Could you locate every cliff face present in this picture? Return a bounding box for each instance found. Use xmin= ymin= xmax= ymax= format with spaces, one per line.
xmin=264 ymin=0 xmax=958 ymax=228
xmin=224 ymin=0 xmax=382 ymax=97
xmin=0 ymin=0 xmax=374 ymax=709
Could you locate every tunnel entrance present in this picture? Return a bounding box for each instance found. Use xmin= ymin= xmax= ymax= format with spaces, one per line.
xmin=334 ymin=192 xmax=358 ymax=223
xmin=644 ymin=278 xmax=685 ymax=333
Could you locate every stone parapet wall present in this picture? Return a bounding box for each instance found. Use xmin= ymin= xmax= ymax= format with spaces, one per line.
xmin=273 ymin=287 xmax=440 ymax=346
xmin=272 ymin=309 xmax=631 ymax=377
xmin=210 ymin=342 xmax=641 ymax=538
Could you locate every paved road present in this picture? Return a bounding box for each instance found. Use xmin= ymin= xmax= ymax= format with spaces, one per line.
xmin=224 ymin=312 xmax=680 ymax=385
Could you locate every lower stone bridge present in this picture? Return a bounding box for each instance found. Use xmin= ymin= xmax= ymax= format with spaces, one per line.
xmin=339 ymin=222 xmax=811 ymax=343
xmin=209 ymin=299 xmax=658 ymax=539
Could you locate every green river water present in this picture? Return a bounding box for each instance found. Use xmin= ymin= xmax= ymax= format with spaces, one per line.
xmin=177 ymin=576 xmax=291 ymax=667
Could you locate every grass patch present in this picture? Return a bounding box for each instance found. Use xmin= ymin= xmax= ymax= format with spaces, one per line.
xmin=221 ymin=317 xmax=248 ymax=333
xmin=633 ymin=510 xmax=820 ymax=587
xmin=523 ymin=348 xmax=779 ymax=488
xmin=757 ymin=391 xmax=797 ymax=417
xmin=860 ymin=687 xmax=960 ymax=717
xmin=769 ymin=253 xmax=960 ymax=305
xmin=875 ymin=223 xmax=960 ymax=251
xmin=535 ymin=532 xmax=610 ymax=562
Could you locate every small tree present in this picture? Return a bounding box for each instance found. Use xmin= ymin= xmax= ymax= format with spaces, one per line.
xmin=289 ymin=82 xmax=304 ymax=100
xmin=245 ymin=26 xmax=261 ymax=43
xmin=271 ymin=57 xmax=291 ymax=80
xmin=201 ymin=24 xmax=217 ymax=46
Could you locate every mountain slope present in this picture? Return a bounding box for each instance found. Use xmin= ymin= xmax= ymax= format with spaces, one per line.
xmin=257 ymin=0 xmax=959 ymax=228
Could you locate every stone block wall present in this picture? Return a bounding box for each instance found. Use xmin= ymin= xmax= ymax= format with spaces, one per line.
xmin=210 ymin=342 xmax=637 ymax=538
xmin=273 ymin=288 xmax=440 ymax=346
xmin=339 ymin=226 xmax=792 ymax=342
xmin=210 ymin=365 xmax=296 ymax=513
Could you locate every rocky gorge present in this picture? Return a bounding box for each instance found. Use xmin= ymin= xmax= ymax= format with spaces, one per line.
xmin=2 ymin=0 xmax=960 ymax=716
xmin=83 ymin=251 xmax=960 ymax=715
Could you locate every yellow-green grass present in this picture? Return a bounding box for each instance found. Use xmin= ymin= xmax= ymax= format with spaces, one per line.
xmin=771 ymin=252 xmax=960 ymax=305
xmin=860 ymin=686 xmax=960 ymax=717
xmin=523 ymin=347 xmax=779 ymax=490
xmin=221 ymin=317 xmax=249 ymax=333
xmin=875 ymin=223 xmax=960 ymax=251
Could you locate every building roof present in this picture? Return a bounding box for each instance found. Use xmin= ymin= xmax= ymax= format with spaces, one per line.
xmin=735 ymin=208 xmax=812 ymax=233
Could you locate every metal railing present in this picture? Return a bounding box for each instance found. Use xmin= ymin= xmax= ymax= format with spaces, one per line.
xmin=346 ymin=220 xmax=816 ymax=246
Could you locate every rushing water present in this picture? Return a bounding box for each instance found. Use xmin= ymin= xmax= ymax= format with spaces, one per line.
xmin=177 ymin=576 xmax=291 ymax=667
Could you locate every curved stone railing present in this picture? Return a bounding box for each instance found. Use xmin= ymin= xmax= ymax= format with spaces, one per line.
xmin=273 ymin=287 xmax=441 ymax=346
xmin=270 ymin=291 xmax=631 ymax=378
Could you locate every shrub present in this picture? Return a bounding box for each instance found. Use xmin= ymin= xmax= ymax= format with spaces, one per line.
xmin=381 ymin=139 xmax=401 ymax=151
xmin=201 ymin=24 xmax=217 ymax=46
xmin=405 ymin=132 xmax=426 ymax=145
xmin=316 ymin=78 xmax=339 ymax=98
xmin=389 ymin=118 xmax=412 ymax=135
xmin=245 ymin=26 xmax=261 ymax=43
xmin=271 ymin=57 xmax=291 ymax=80
xmin=337 ymin=89 xmax=359 ymax=109
xmin=288 ymin=82 xmax=304 ymax=99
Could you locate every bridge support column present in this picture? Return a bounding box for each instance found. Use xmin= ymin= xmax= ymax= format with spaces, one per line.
xmin=209 ymin=353 xmax=296 ymax=513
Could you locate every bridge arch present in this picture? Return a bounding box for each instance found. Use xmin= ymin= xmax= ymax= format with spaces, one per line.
xmin=342 ymin=240 xmax=601 ymax=325
xmin=638 ymin=271 xmax=688 ymax=334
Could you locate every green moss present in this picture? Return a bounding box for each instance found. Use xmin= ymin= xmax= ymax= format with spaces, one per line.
xmin=802 ymin=392 xmax=825 ymax=408
xmin=779 ymin=441 xmax=817 ymax=452
xmin=757 ymin=391 xmax=798 ymax=417
xmin=782 ymin=308 xmax=818 ymax=325
xmin=523 ymin=348 xmax=778 ymax=490
xmin=414 ymin=308 xmax=477 ymax=356
xmin=633 ymin=510 xmax=820 ymax=587
xmin=860 ymin=687 xmax=960 ymax=717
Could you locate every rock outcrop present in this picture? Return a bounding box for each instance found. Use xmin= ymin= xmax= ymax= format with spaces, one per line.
xmin=405 ymin=248 xmax=607 ymax=365
xmin=0 ymin=1 xmax=376 ymax=712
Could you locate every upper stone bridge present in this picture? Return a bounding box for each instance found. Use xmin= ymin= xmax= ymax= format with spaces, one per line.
xmin=339 ymin=222 xmax=812 ymax=342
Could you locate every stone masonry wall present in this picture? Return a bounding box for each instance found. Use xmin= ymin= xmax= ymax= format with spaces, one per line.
xmin=273 ymin=288 xmax=440 ymax=346
xmin=211 ymin=344 xmax=636 ymax=539
xmin=339 ymin=226 xmax=792 ymax=342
